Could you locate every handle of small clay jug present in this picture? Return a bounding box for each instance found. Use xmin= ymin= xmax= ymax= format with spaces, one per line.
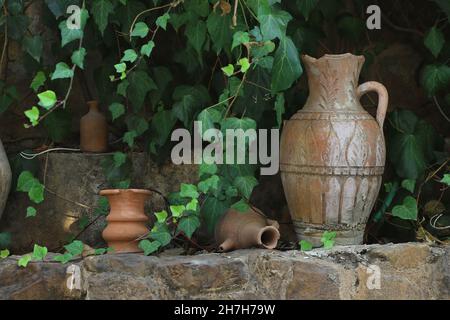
xmin=357 ymin=81 xmax=388 ymax=128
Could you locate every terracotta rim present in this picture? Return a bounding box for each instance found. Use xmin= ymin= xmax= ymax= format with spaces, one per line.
xmin=302 ymin=53 xmax=365 ymax=62
xmin=99 ymin=189 xmax=152 ymax=196
xmin=257 ymin=226 xmax=280 ymax=249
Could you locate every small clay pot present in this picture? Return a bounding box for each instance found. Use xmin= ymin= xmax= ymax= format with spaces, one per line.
xmin=215 ymin=208 xmax=280 ymax=252
xmin=100 ymin=189 xmax=151 ymax=253
xmin=80 ymin=100 xmax=108 ymax=153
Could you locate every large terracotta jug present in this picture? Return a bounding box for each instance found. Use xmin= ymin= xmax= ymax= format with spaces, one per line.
xmin=100 ymin=189 xmax=151 ymax=253
xmin=80 ymin=100 xmax=108 ymax=153
xmin=0 ymin=139 xmax=11 ymax=220
xmin=280 ymin=53 xmax=388 ymax=246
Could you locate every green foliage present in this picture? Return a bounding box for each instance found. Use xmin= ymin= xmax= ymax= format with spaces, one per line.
xmin=17 ymin=171 xmax=45 ymax=205
xmin=401 ymin=179 xmax=416 ymax=193
xmin=299 ymin=240 xmax=313 ymax=251
xmin=392 ymin=196 xmax=418 ymax=221
xmin=440 ymin=174 xmax=450 ymax=186
xmin=321 ymin=231 xmax=336 ymax=249
xmin=0 ymin=249 xmax=9 ymax=259
xmin=424 ymin=26 xmax=445 ymax=58
xmin=387 ymin=110 xmax=442 ymax=179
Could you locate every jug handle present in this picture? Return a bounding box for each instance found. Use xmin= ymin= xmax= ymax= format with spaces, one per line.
xmin=357 ymin=81 xmax=388 ymax=128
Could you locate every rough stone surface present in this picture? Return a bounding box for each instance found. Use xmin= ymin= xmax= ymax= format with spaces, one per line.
xmin=0 ymin=153 xmax=197 ymax=253
xmin=0 ymin=243 xmax=448 ymax=300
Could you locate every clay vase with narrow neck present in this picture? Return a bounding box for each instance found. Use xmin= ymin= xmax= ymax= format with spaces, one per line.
xmin=0 ymin=139 xmax=11 ymax=220
xmin=100 ymin=189 xmax=151 ymax=253
xmin=80 ymin=100 xmax=108 ymax=153
xmin=215 ymin=208 xmax=280 ymax=252
xmin=280 ymin=53 xmax=388 ymax=246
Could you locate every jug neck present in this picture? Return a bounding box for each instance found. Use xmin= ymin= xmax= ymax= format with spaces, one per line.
xmin=301 ymin=53 xmax=365 ymax=112
xmin=87 ymin=100 xmax=100 ymax=112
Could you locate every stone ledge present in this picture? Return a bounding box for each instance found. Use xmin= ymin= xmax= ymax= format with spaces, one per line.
xmin=0 ymin=243 xmax=449 ymax=300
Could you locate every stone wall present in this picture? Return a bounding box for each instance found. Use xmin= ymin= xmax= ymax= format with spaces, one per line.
xmin=0 ymin=152 xmax=197 ymax=253
xmin=0 ymin=243 xmax=448 ymax=300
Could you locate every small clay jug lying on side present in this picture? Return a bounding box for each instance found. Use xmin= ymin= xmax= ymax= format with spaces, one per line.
xmin=215 ymin=208 xmax=280 ymax=252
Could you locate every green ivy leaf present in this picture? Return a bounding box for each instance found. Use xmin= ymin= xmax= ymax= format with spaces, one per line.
xmin=401 ymin=179 xmax=416 ymax=193
xmin=296 ymin=0 xmax=318 ymax=21
xmin=53 ymin=253 xmax=73 ymax=264
xmin=201 ymin=196 xmax=229 ymax=233
xmin=91 ymin=0 xmax=115 ymax=35
xmin=32 ymin=244 xmax=48 ymax=261
xmin=131 ymin=22 xmax=149 ymax=38
xmin=233 ymin=176 xmax=258 ymax=199
xmin=123 ymin=131 xmax=137 ymax=147
xmin=150 ymin=223 xmax=171 ymax=246
xmin=0 ymin=249 xmax=9 ymax=259
xmin=26 ymin=206 xmax=37 ymax=218
xmin=30 ymin=71 xmax=46 ymax=93
xmin=231 ymin=31 xmax=250 ymax=50
xmin=206 ymin=11 xmax=233 ymax=54
xmin=64 ymin=240 xmax=84 ymax=256
xmin=71 ymin=48 xmax=87 ymax=69
xmin=321 ymin=231 xmax=336 ymax=249
xmin=42 ymin=109 xmax=71 ymax=143
xmin=29 ymin=183 xmax=44 ymax=204
xmin=24 ymin=107 xmax=40 ymax=126
xmin=121 ymin=49 xmax=138 ymax=63
xmin=198 ymin=175 xmax=220 ymax=194
xmin=51 ymin=62 xmax=74 ymax=80
xmin=180 ymin=183 xmax=199 ymax=199
xmin=421 ymin=64 xmax=450 ymax=97
xmin=59 ymin=9 xmax=89 ymax=47
xmin=18 ymin=254 xmax=32 ymax=268
xmin=424 ymin=26 xmax=445 ymax=58
xmin=113 ymin=152 xmax=127 ymax=167
xmin=109 ymin=102 xmax=125 ymax=121
xmin=197 ymin=106 xmax=225 ymax=138
xmin=440 ymin=174 xmax=450 ymax=186
xmin=156 ymin=13 xmax=170 ymax=30
xmin=231 ymin=198 xmax=250 ymax=212
xmin=221 ymin=64 xmax=234 ymax=77
xmin=154 ymin=210 xmax=168 ymax=223
xmin=127 ymin=71 xmax=157 ymax=111
xmin=22 ymin=35 xmax=43 ymax=62
xmin=199 ymin=163 xmax=218 ymax=177
xmin=17 ymin=171 xmax=36 ymax=192
xmin=258 ymin=6 xmax=292 ymax=41
xmin=185 ymin=20 xmax=207 ymax=56
xmin=271 ymin=36 xmax=302 ymax=92
xmin=299 ymin=240 xmax=313 ymax=251
xmin=141 ymin=40 xmax=155 ymax=57
xmin=388 ymin=110 xmax=440 ymax=179
xmin=186 ymin=198 xmax=199 ymax=212
xmin=274 ymin=92 xmax=285 ymax=128
xmin=238 ymin=58 xmax=251 ymax=73
xmin=170 ymin=204 xmax=186 ymax=218
xmin=392 ymin=196 xmax=418 ymax=220
xmin=139 ymin=239 xmax=161 ymax=255
xmin=177 ymin=215 xmax=200 ymax=238
xmin=114 ymin=63 xmax=127 ymax=73
xmin=37 ymin=90 xmax=57 ymax=110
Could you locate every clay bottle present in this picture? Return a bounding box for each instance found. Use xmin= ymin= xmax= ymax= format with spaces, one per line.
xmin=80 ymin=100 xmax=108 ymax=153
xmin=215 ymin=208 xmax=280 ymax=252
